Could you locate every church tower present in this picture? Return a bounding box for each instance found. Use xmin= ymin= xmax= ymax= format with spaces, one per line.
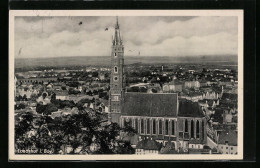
xmin=109 ymin=17 xmax=125 ymax=124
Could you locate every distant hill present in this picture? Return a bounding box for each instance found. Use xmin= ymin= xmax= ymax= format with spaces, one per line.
xmin=15 ymin=55 xmax=237 ymax=68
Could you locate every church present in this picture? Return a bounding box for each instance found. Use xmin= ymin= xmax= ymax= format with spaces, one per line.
xmin=108 ymin=18 xmax=207 ymax=150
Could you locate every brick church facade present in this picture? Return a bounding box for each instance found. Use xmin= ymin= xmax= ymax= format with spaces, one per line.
xmin=108 ymin=18 xmax=207 ymax=150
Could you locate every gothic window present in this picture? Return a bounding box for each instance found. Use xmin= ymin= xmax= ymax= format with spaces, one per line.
xmin=141 ymin=119 xmax=144 ymax=134
xmin=202 ymin=120 xmax=204 ymax=140
xmin=165 ymin=120 xmax=169 ymax=135
xmin=191 ymin=120 xmax=194 ymax=138
xmin=147 ymin=119 xmax=150 ymax=134
xmin=152 ymin=119 xmax=156 ymax=134
xmin=185 ymin=119 xmax=188 ymax=132
xmin=196 ymin=120 xmax=200 ymax=138
xmin=129 ymin=118 xmax=132 ymax=127
xmin=114 ymin=66 xmax=118 ymax=73
xmin=159 ymin=120 xmax=162 ymax=135
xmin=135 ymin=118 xmax=139 ymax=133
xmin=124 ymin=119 xmax=127 ymax=127
xmin=171 ymin=120 xmax=175 ymax=135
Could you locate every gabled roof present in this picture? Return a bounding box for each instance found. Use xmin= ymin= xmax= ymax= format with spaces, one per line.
xmin=178 ymin=100 xmax=204 ymax=117
xmin=218 ymin=130 xmax=237 ymax=146
xmin=136 ymin=138 xmax=161 ymax=150
xmin=122 ymin=93 xmax=178 ymax=117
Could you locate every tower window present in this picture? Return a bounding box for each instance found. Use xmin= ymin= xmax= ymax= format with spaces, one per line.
xmin=114 ymin=76 xmax=118 ymax=81
xmin=114 ymin=66 xmax=118 ymax=73
xmin=114 ymin=53 xmax=117 ymax=57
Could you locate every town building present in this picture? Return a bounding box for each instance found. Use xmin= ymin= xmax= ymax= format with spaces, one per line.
xmin=135 ymin=138 xmax=161 ymax=155
xmin=184 ymin=81 xmax=200 ymax=89
xmin=217 ymin=130 xmax=237 ymax=154
xmin=162 ymin=79 xmax=183 ymax=93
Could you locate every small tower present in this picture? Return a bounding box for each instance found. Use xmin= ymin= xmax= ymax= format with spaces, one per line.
xmin=109 ymin=17 xmax=125 ymax=124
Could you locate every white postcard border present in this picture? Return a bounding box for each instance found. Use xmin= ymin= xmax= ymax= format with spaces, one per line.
xmin=9 ymin=10 xmax=244 ymax=160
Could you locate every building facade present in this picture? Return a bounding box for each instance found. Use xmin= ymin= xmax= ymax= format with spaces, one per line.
xmin=108 ymin=18 xmax=207 ymax=150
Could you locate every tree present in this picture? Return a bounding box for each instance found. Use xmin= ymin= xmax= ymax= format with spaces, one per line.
xmin=36 ymin=103 xmax=58 ymax=115
xmin=42 ymin=92 xmax=47 ymax=99
xmin=22 ymin=95 xmax=27 ymax=101
xmin=86 ymin=90 xmax=93 ymax=96
xmin=15 ymin=112 xmax=34 ymax=138
xmin=30 ymin=93 xmax=38 ymax=102
xmin=51 ymin=93 xmax=56 ymax=103
xmin=44 ymin=103 xmax=58 ymax=115
xmin=15 ymin=105 xmax=135 ymax=155
xmin=15 ymin=103 xmax=26 ymax=110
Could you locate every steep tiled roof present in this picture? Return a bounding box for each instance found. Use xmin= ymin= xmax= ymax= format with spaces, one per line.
xmin=178 ymin=100 xmax=204 ymax=117
xmin=189 ymin=138 xmax=204 ymax=144
xmin=218 ymin=130 xmax=237 ymax=146
xmin=222 ymin=93 xmax=237 ymax=100
xmin=122 ymin=93 xmax=178 ymax=117
xmin=136 ymin=138 xmax=161 ymax=150
xmin=160 ymin=141 xmax=176 ymax=154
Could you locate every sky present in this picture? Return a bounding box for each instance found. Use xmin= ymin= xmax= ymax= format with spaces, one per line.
xmin=14 ymin=16 xmax=238 ymax=58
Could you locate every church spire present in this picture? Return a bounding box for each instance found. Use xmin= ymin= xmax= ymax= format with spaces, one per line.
xmin=116 ymin=16 xmax=119 ymax=29
xmin=113 ymin=16 xmax=122 ymax=45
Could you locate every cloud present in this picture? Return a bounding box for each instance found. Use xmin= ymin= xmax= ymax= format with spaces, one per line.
xmin=14 ymin=16 xmax=238 ymax=58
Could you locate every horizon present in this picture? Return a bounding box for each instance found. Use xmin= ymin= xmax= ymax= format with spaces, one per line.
xmin=15 ymin=54 xmax=238 ymax=60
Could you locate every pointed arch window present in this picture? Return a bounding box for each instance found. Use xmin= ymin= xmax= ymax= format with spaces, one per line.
xmin=135 ymin=118 xmax=139 ymax=133
xmin=159 ymin=120 xmax=163 ymax=135
xmin=165 ymin=120 xmax=169 ymax=135
xmin=114 ymin=66 xmax=118 ymax=73
xmin=147 ymin=119 xmax=150 ymax=134
xmin=202 ymin=120 xmax=204 ymax=140
xmin=171 ymin=120 xmax=175 ymax=135
xmin=141 ymin=119 xmax=144 ymax=134
xmin=191 ymin=120 xmax=194 ymax=138
xmin=185 ymin=119 xmax=188 ymax=132
xmin=152 ymin=119 xmax=156 ymax=134
xmin=196 ymin=120 xmax=200 ymax=138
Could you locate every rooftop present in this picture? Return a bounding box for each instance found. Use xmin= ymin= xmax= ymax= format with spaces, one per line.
xmin=136 ymin=138 xmax=161 ymax=150
xmin=122 ymin=93 xmax=178 ymax=117
xmin=178 ymin=100 xmax=204 ymax=117
xmin=218 ymin=130 xmax=237 ymax=146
